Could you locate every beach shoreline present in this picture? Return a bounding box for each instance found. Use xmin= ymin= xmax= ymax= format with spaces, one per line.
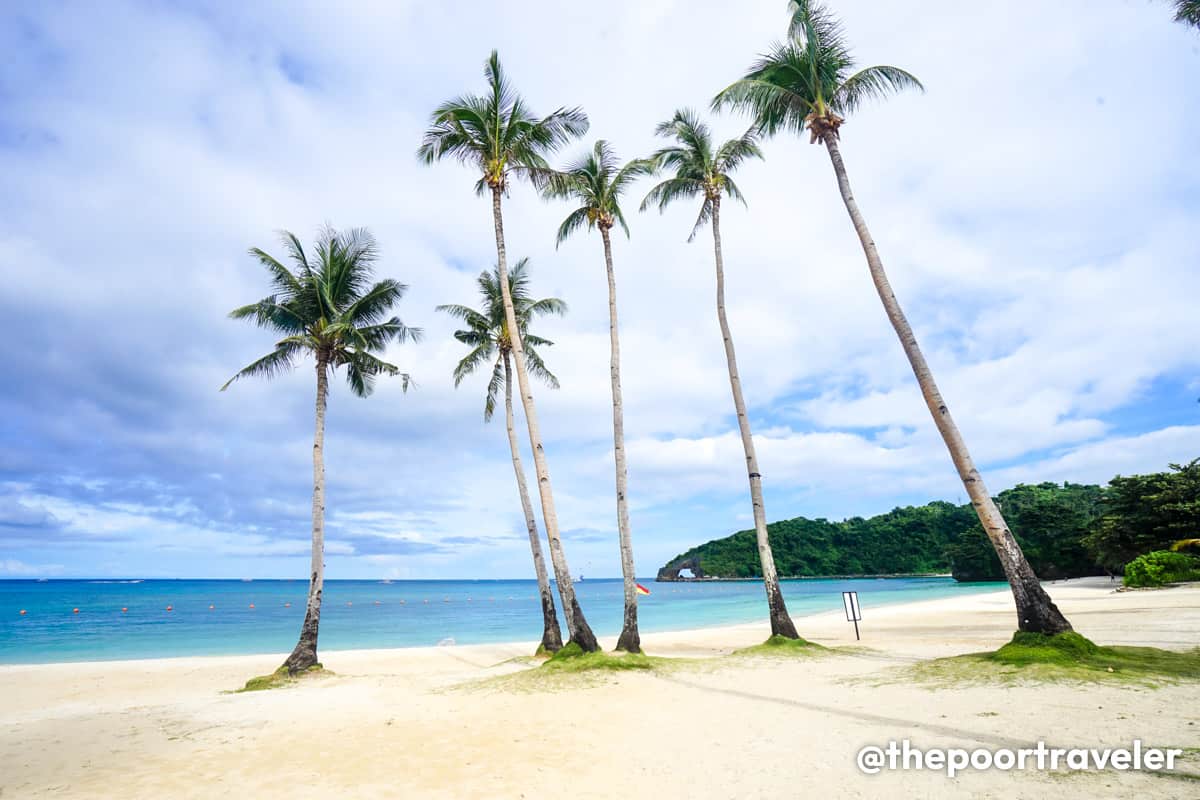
xmin=2 ymin=577 xmax=1197 ymax=798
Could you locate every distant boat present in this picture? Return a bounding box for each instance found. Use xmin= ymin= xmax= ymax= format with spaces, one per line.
xmin=240 ymin=578 xmax=253 ymax=582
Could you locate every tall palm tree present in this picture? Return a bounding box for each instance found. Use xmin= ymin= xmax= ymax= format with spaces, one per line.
xmin=543 ymin=141 xmax=652 ymax=653
xmin=715 ymin=1 xmax=1073 ymax=634
xmin=641 ymin=110 xmax=800 ymax=640
xmin=222 ymin=227 xmax=420 ymax=672
xmin=418 ymin=51 xmax=600 ymax=651
xmin=1175 ymin=0 xmax=1200 ymax=28
xmin=437 ymin=259 xmax=567 ymax=654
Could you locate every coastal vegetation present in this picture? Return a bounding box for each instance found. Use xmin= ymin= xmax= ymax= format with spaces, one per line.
xmin=236 ymin=664 xmax=328 ymax=693
xmin=438 ymin=261 xmax=568 ymax=654
xmin=663 ymin=460 xmax=1199 ymax=587
xmin=908 ymin=632 xmax=1200 ymax=686
xmin=1084 ymin=459 xmax=1200 ymax=571
xmin=222 ymin=228 xmax=419 ymax=674
xmin=1123 ymin=550 xmax=1200 ymax=588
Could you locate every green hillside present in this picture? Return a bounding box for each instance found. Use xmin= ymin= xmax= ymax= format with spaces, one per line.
xmin=659 ymin=482 xmax=1106 ymax=582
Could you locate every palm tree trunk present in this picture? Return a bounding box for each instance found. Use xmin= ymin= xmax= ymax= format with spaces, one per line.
xmin=822 ymin=136 xmax=1072 ymax=634
xmin=490 ymin=186 xmax=599 ymax=651
xmin=503 ymin=352 xmax=564 ymax=654
xmin=283 ymin=355 xmax=329 ymax=673
xmin=711 ymin=200 xmax=800 ymax=639
xmin=599 ymin=226 xmax=641 ymax=653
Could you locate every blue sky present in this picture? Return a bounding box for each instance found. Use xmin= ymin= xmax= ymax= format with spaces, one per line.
xmin=2 ymin=1 xmax=1198 ymax=579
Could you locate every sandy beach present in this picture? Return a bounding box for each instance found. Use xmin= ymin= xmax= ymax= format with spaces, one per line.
xmin=2 ymin=577 xmax=1197 ymax=799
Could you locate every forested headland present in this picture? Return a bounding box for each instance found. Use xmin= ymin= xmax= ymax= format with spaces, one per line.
xmin=658 ymin=459 xmax=1200 ymax=583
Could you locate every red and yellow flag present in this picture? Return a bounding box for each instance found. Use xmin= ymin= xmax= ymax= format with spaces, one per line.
xmin=635 ymin=583 xmax=651 ymax=596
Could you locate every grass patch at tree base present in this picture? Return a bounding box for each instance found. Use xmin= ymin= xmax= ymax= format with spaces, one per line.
xmin=459 ymin=642 xmax=687 ymax=693
xmin=541 ymin=641 xmax=661 ymax=673
xmin=906 ymin=632 xmax=1200 ymax=687
xmin=234 ymin=664 xmax=329 ymax=693
xmin=733 ymin=634 xmax=827 ymax=658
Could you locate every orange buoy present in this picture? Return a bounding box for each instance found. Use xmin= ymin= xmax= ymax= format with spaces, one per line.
xmin=121 ymin=607 xmax=128 ymax=613
xmin=284 ymin=602 xmax=290 ymax=608
xmin=73 ymin=607 xmax=80 ymax=614
xmin=18 ymin=609 xmax=26 ymax=615
xmin=399 ymin=599 xmax=406 ymax=604
xmin=249 ymin=603 xmax=255 ymax=609
xmin=373 ymin=600 xmax=380 ymax=605
xmin=166 ymin=605 xmax=173 ymax=612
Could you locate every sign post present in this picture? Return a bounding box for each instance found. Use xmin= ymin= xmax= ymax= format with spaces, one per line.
xmin=842 ymin=591 xmax=862 ymax=641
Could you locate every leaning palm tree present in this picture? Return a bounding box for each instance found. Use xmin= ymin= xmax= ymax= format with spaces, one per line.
xmin=715 ymin=0 xmax=1072 ymax=634
xmin=418 ymin=51 xmax=600 ymax=651
xmin=642 ymin=110 xmax=801 ymax=640
xmin=222 ymin=227 xmax=420 ymax=672
xmin=543 ymin=141 xmax=652 ymax=653
xmin=437 ymin=259 xmax=567 ymax=654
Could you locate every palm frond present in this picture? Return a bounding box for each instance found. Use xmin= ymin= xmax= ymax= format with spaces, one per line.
xmin=526 ymin=297 xmax=567 ymax=317
xmin=227 ymin=226 xmax=415 ymax=397
xmin=689 ymin=199 xmax=715 ymax=242
xmin=343 ymin=350 xmax=402 ymax=398
xmin=440 ymin=258 xmax=565 ymax=413
xmin=1177 ymin=0 xmax=1200 ymax=28
xmin=452 ymin=342 xmax=495 ymax=387
xmin=640 ymin=177 xmax=704 ymax=214
xmin=419 ymin=50 xmax=586 ymax=193
xmin=832 ymin=65 xmax=923 ymax=114
xmin=523 ymin=344 xmax=560 ymax=389
xmin=227 ymin=297 xmax=307 ymax=333
xmin=221 ymin=341 xmax=303 ymax=391
xmin=716 ymin=3 xmax=919 ymax=137
xmin=555 ymin=206 xmax=592 ymax=246
xmin=483 ymin=355 xmax=505 ymax=421
xmin=344 ymin=279 xmax=406 ymax=326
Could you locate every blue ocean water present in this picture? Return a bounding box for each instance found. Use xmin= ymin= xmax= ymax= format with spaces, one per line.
xmin=0 ymin=577 xmax=1007 ymax=664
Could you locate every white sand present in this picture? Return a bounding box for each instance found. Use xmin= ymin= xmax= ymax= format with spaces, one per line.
xmin=2 ymin=577 xmax=1197 ymax=798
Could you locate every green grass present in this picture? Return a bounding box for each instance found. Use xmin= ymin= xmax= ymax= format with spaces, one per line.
xmin=234 ymin=664 xmax=328 ymax=693
xmin=732 ymin=634 xmax=827 ymax=658
xmin=540 ymin=641 xmax=662 ymax=673
xmin=906 ymin=632 xmax=1200 ymax=687
xmin=459 ymin=641 xmax=688 ymax=693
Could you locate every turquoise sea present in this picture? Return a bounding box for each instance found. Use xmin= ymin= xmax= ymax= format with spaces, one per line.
xmin=0 ymin=576 xmax=1007 ymax=664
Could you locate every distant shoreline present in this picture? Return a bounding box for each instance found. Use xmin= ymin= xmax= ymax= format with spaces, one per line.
xmin=657 ymin=571 xmax=957 ymax=583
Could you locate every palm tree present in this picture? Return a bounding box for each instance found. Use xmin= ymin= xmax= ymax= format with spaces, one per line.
xmin=715 ymin=1 xmax=1073 ymax=634
xmin=1175 ymin=1 xmax=1200 ymax=28
xmin=543 ymin=141 xmax=651 ymax=653
xmin=222 ymin=227 xmax=420 ymax=673
xmin=437 ymin=259 xmax=567 ymax=654
xmin=418 ymin=51 xmax=600 ymax=651
xmin=641 ymin=110 xmax=800 ymax=640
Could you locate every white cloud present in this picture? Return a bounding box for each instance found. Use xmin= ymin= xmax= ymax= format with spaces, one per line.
xmin=1 ymin=0 xmax=1198 ymax=578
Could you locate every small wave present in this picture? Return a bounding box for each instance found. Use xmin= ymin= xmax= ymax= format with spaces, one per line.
xmin=88 ymin=580 xmax=145 ymax=584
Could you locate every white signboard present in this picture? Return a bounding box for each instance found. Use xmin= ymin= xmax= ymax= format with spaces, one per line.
xmin=842 ymin=591 xmax=862 ymax=640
